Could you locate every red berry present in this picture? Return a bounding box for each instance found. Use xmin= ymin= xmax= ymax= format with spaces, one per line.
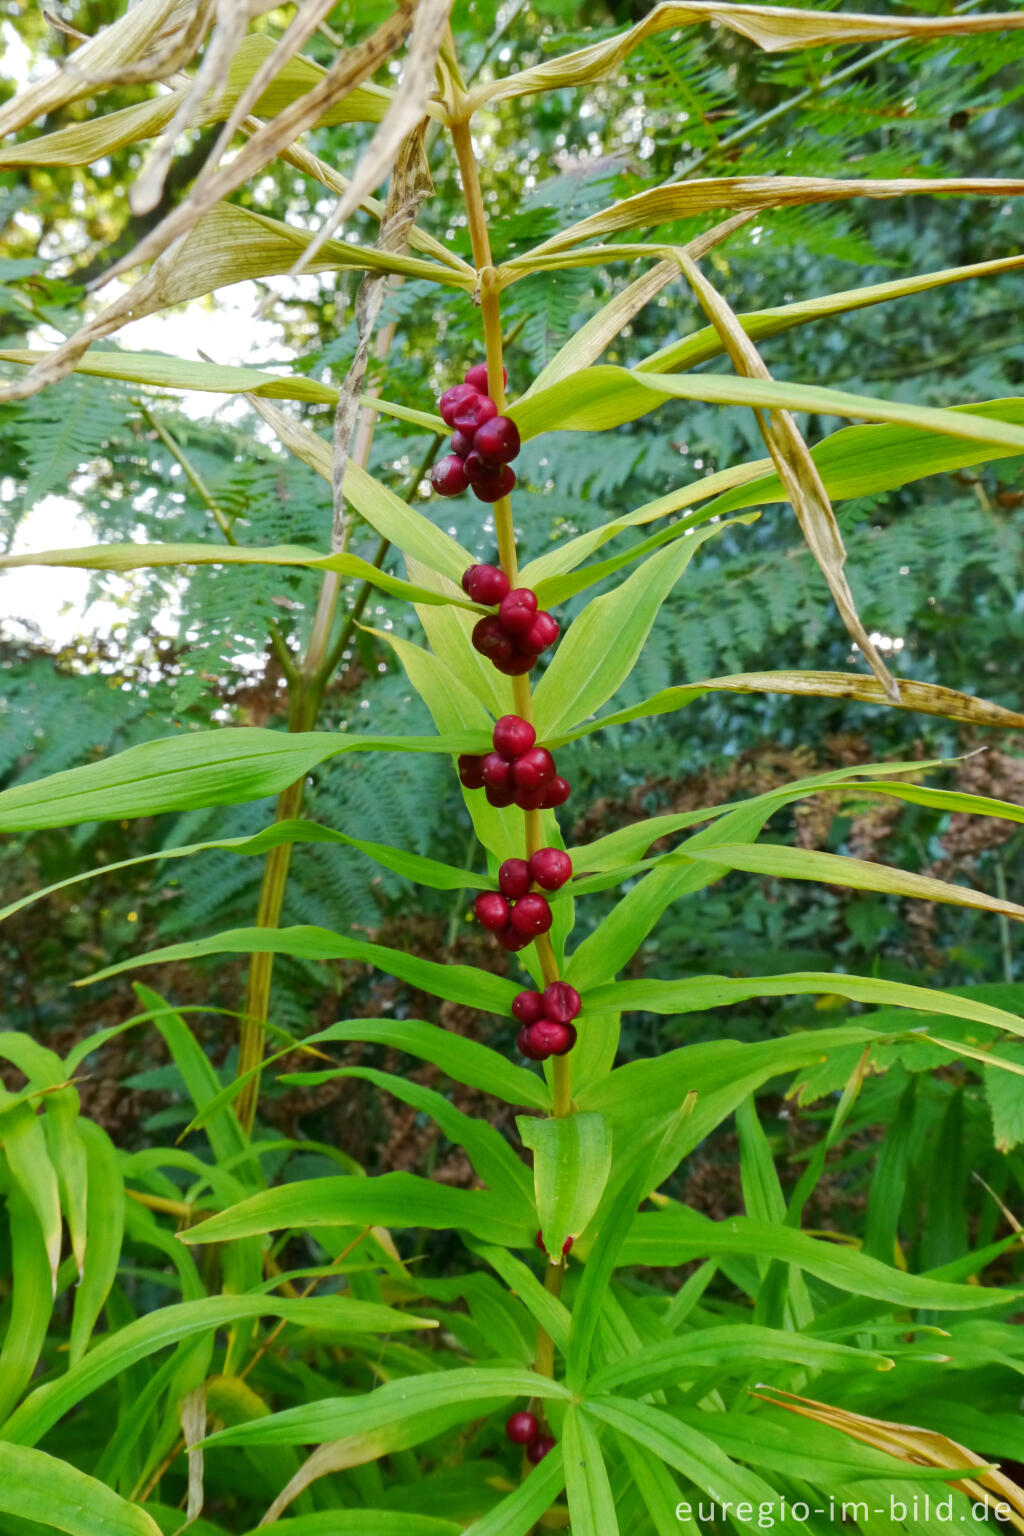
xmin=474 ymin=892 xmax=510 ymax=932
xmin=512 ymin=990 xmax=545 ymax=1025
xmin=512 ymin=748 xmax=555 ymax=791
xmin=514 ymin=785 xmax=547 ymax=811
xmin=470 ymin=463 xmax=516 ymax=504
xmin=493 ymin=715 xmax=535 ymax=756
xmin=465 ymin=362 xmax=507 ymax=393
xmin=450 ymin=428 xmax=475 ymax=457
xmin=498 ymin=927 xmax=533 ymax=953
xmin=542 ymin=981 xmax=581 ymax=1023
xmin=529 ymin=848 xmax=572 ymax=891
xmin=430 ymin=455 xmax=468 ymax=497
xmin=453 ymin=391 xmax=498 ymax=435
xmin=462 ymin=564 xmax=510 ymax=606
xmin=493 ymin=650 xmax=535 ymax=676
xmin=520 ymin=611 xmax=559 ymax=655
xmin=506 ymin=1411 xmax=539 ymax=1445
xmin=473 ymin=415 xmax=521 ymax=465
xmin=499 ymin=859 xmax=532 ymax=899
xmin=540 ymin=776 xmax=571 ymax=809
xmin=439 ymin=383 xmax=476 ymax=426
xmin=536 ymin=1230 xmax=574 ymax=1256
xmin=518 ymin=1024 xmax=549 ymax=1060
xmin=472 ymin=616 xmax=514 ymax=665
xmin=498 ymin=588 xmax=538 ymax=635
xmin=509 ymin=894 xmax=552 ymax=938
xmin=527 ymin=1436 xmax=555 ymax=1465
xmin=486 ymin=783 xmax=515 ymax=808
xmin=457 ymin=754 xmax=486 ymax=790
xmin=481 ymin=751 xmax=512 ymax=788
xmin=532 ymin=1019 xmax=576 ymax=1055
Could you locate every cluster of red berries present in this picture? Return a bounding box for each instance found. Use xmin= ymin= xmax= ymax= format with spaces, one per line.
xmin=505 ymin=1410 xmax=555 ymax=1464
xmin=459 ymin=714 xmax=569 ymax=812
xmin=462 ymin=565 xmax=559 ymax=678
xmin=430 ymin=363 xmax=520 ymax=504
xmin=514 ymin=981 xmax=581 ymax=1060
xmin=473 ymin=855 xmax=570 ymax=954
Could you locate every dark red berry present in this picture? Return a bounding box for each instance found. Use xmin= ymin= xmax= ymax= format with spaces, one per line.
xmin=512 ymin=748 xmax=555 ymax=791
xmin=450 ymin=428 xmax=475 ymax=457
xmin=499 ymin=859 xmax=532 ymax=899
xmin=481 ymin=751 xmax=512 ymax=789
xmin=474 ymin=892 xmax=510 ymax=932
xmin=452 ymin=391 xmax=497 ymax=435
xmin=529 ymin=848 xmax=572 ymax=891
xmin=493 ymin=650 xmax=535 ymax=676
xmin=506 ymin=1411 xmax=539 ymax=1445
xmin=514 ymin=785 xmax=547 ymax=811
xmin=520 ymin=611 xmax=559 ymax=655
xmin=457 ymin=754 xmax=486 ymax=790
xmin=540 ymin=776 xmax=571 ymax=809
xmin=527 ymin=1436 xmax=555 ymax=1465
xmin=430 ymin=454 xmax=468 ymax=497
xmin=470 ymin=463 xmax=516 ymax=504
xmin=512 ymin=990 xmax=545 ymax=1025
xmin=462 ymin=564 xmax=510 ymax=606
xmin=534 ymin=1020 xmax=576 ymax=1055
xmin=518 ymin=1024 xmax=549 ymax=1060
xmin=536 ymin=1230 xmax=573 ymax=1256
xmin=542 ymin=981 xmax=581 ymax=1023
xmin=472 ymin=616 xmax=514 ymax=665
xmin=473 ymin=415 xmax=521 ymax=465
xmin=439 ymin=383 xmax=476 ymax=426
xmin=509 ymin=893 xmax=552 ymax=938
xmin=465 ymin=362 xmax=507 ymax=393
xmin=498 ymin=927 xmax=533 ymax=953
xmin=486 ymin=783 xmax=515 ymax=808
xmin=492 ymin=715 xmax=535 ymax=757
xmin=498 ymin=588 xmax=538 ymax=635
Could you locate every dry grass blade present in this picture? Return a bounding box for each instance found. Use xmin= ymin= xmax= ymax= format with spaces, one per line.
xmin=676 ymin=250 xmax=898 ymax=701
xmin=132 ymin=0 xmax=346 ymax=215
xmin=331 ymin=126 xmax=434 ymax=549
xmin=467 ymin=1 xmax=1024 ymax=109
xmin=279 ymin=0 xmax=453 ymax=289
xmin=528 ymin=210 xmax=756 ymax=393
xmin=524 ymin=177 xmax=1024 ymax=259
xmin=0 ymin=7 xmax=417 ymax=407
xmin=750 ymin=1388 xmax=1024 ymax=1534
xmin=178 ymin=1386 xmax=207 ymax=1529
xmin=692 ymin=672 xmax=1024 ymax=730
xmin=0 ymin=0 xmax=192 ymax=136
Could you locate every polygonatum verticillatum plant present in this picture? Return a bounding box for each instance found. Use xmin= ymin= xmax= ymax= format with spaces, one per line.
xmin=3 ymin=2 xmax=1024 ymax=1532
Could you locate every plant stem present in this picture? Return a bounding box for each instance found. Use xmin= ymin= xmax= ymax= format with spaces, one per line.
xmin=533 ymin=1257 xmax=565 ymax=1377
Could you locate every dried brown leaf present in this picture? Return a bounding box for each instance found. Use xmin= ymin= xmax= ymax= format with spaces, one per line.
xmin=676 ymin=250 xmax=897 ymax=700
xmin=467 ymin=2 xmax=1024 ymax=109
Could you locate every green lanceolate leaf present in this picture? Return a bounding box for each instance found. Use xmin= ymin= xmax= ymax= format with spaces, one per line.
xmin=2 ymin=1295 xmax=430 ymax=1447
xmin=199 ymin=1367 xmax=570 ymax=1449
xmin=284 ymin=1067 xmax=533 ymax=1211
xmin=0 ymin=539 xmax=482 ymax=611
xmin=1 ymin=819 xmax=482 ymax=925
xmin=580 ymin=972 xmax=1024 ymax=1041
xmin=517 ymin=1112 xmax=612 ymax=1260
xmin=0 ymin=1184 xmax=54 ymax=1424
xmin=619 ymin=1207 xmax=1011 ymax=1309
xmin=80 ymin=926 xmax=518 ymax=1016
xmin=509 ymin=366 xmax=1024 ymax=453
xmin=0 ymin=728 xmax=487 ymax=833
xmin=562 ymin=1405 xmax=619 ymax=1536
xmin=300 ymin=1018 xmax=548 ymax=1109
xmin=67 ymin=1121 xmax=124 ymax=1367
xmin=178 ymin=1173 xmax=533 ymax=1250
xmin=459 ymin=1449 xmax=566 ymax=1536
xmin=587 ymin=1325 xmax=891 ymax=1395
xmin=532 ymin=519 xmax=749 ymax=739
xmin=0 ymin=1443 xmax=162 ymax=1536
